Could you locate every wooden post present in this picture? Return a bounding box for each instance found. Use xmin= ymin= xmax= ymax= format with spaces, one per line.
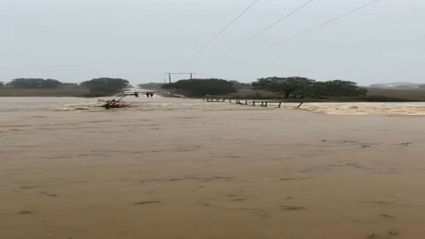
xmin=278 ymin=102 xmax=282 ymax=108
xmin=261 ymin=101 xmax=264 ymax=106
xmin=253 ymin=101 xmax=255 ymax=106
xmin=245 ymin=100 xmax=248 ymax=105
xmin=265 ymin=102 xmax=268 ymax=107
xmin=297 ymin=102 xmax=304 ymax=108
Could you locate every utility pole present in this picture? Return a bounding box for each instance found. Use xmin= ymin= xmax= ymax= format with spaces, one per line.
xmin=164 ymin=73 xmax=196 ymax=95
xmin=166 ymin=73 xmax=172 ymax=94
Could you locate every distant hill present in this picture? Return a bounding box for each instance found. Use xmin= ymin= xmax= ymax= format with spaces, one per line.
xmin=370 ymin=82 xmax=424 ymax=89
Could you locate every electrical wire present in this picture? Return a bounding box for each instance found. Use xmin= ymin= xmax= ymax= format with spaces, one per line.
xmin=258 ymin=0 xmax=379 ymax=53
xmin=218 ymin=0 xmax=315 ymax=58
xmin=191 ymin=0 xmax=260 ymax=58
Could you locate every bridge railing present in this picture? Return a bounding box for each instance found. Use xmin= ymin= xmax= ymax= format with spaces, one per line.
xmin=203 ymin=97 xmax=304 ymax=108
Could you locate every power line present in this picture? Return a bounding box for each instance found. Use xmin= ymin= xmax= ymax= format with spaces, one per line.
xmin=258 ymin=0 xmax=380 ymax=53
xmin=191 ymin=0 xmax=260 ymax=58
xmin=218 ymin=0 xmax=315 ymax=58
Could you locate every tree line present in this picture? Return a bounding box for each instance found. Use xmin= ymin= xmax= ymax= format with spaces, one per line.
xmin=0 ymin=76 xmax=374 ymax=99
xmin=1 ymin=78 xmax=130 ymax=97
xmin=1 ymin=78 xmax=81 ymax=89
xmin=2 ymin=78 xmax=63 ymax=89
xmin=161 ymin=77 xmax=367 ymax=99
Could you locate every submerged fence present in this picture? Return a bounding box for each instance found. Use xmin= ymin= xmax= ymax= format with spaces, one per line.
xmin=203 ymin=97 xmax=303 ymax=109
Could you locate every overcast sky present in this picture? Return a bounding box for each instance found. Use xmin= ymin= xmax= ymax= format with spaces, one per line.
xmin=1 ymin=0 xmax=424 ymax=85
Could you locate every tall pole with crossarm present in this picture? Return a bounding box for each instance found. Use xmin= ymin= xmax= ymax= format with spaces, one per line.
xmin=165 ymin=73 xmax=196 ymax=95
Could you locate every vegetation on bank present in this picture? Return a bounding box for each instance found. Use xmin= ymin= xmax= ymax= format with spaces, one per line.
xmin=80 ymin=78 xmax=129 ymax=97
xmin=161 ymin=77 xmax=423 ymax=102
xmin=0 ymin=77 xmax=130 ymax=97
xmin=251 ymin=77 xmax=367 ymax=99
xmin=139 ymin=80 xmax=251 ymax=92
xmin=367 ymin=88 xmax=425 ymax=102
xmin=162 ymin=79 xmax=237 ymax=97
xmin=161 ymin=77 xmax=369 ymax=99
xmin=0 ymin=77 xmax=424 ymax=102
xmin=6 ymin=78 xmax=62 ymax=88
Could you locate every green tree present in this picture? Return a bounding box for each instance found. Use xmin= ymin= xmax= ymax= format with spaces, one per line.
xmin=252 ymin=77 xmax=315 ymax=98
xmin=80 ymin=78 xmax=129 ymax=96
xmin=162 ymin=79 xmax=236 ymax=97
xmin=42 ymin=79 xmax=62 ymax=88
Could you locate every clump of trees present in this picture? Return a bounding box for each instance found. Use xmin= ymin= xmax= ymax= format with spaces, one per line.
xmin=162 ymin=78 xmax=236 ymax=97
xmin=252 ymin=77 xmax=314 ymax=98
xmin=159 ymin=77 xmax=366 ymax=99
xmin=80 ymin=78 xmax=129 ymax=97
xmin=1 ymin=77 xmax=130 ymax=97
xmin=252 ymin=77 xmax=367 ymax=99
xmin=7 ymin=78 xmax=62 ymax=88
xmin=140 ymin=80 xmax=250 ymax=93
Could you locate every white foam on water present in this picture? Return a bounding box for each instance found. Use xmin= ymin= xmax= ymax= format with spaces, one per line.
xmin=289 ymin=103 xmax=425 ymax=116
xmin=1 ymin=97 xmax=425 ymax=116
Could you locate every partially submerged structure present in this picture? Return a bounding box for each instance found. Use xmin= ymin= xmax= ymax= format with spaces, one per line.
xmin=99 ymin=90 xmax=157 ymax=109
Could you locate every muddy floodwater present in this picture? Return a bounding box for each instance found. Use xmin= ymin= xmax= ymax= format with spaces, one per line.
xmin=1 ymin=97 xmax=425 ymax=239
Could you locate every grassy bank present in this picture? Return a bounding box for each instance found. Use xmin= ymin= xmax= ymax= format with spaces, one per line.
xmin=367 ymin=88 xmax=425 ymax=102
xmin=0 ymin=88 xmax=90 ymax=97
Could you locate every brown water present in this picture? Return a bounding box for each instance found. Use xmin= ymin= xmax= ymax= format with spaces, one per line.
xmin=1 ymin=97 xmax=425 ymax=239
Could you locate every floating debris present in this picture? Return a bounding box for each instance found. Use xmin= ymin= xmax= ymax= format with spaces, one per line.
xmin=18 ymin=210 xmax=32 ymax=215
xmin=388 ymin=229 xmax=400 ymax=236
xmin=367 ymin=233 xmax=378 ymax=239
xmin=280 ymin=177 xmax=312 ymax=181
xmin=282 ymin=205 xmax=306 ymax=210
xmin=134 ymin=201 xmax=161 ymax=205
xmin=231 ymin=199 xmax=246 ymax=202
xmin=21 ymin=186 xmax=37 ymax=189
xmin=40 ymin=191 xmax=58 ymax=197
